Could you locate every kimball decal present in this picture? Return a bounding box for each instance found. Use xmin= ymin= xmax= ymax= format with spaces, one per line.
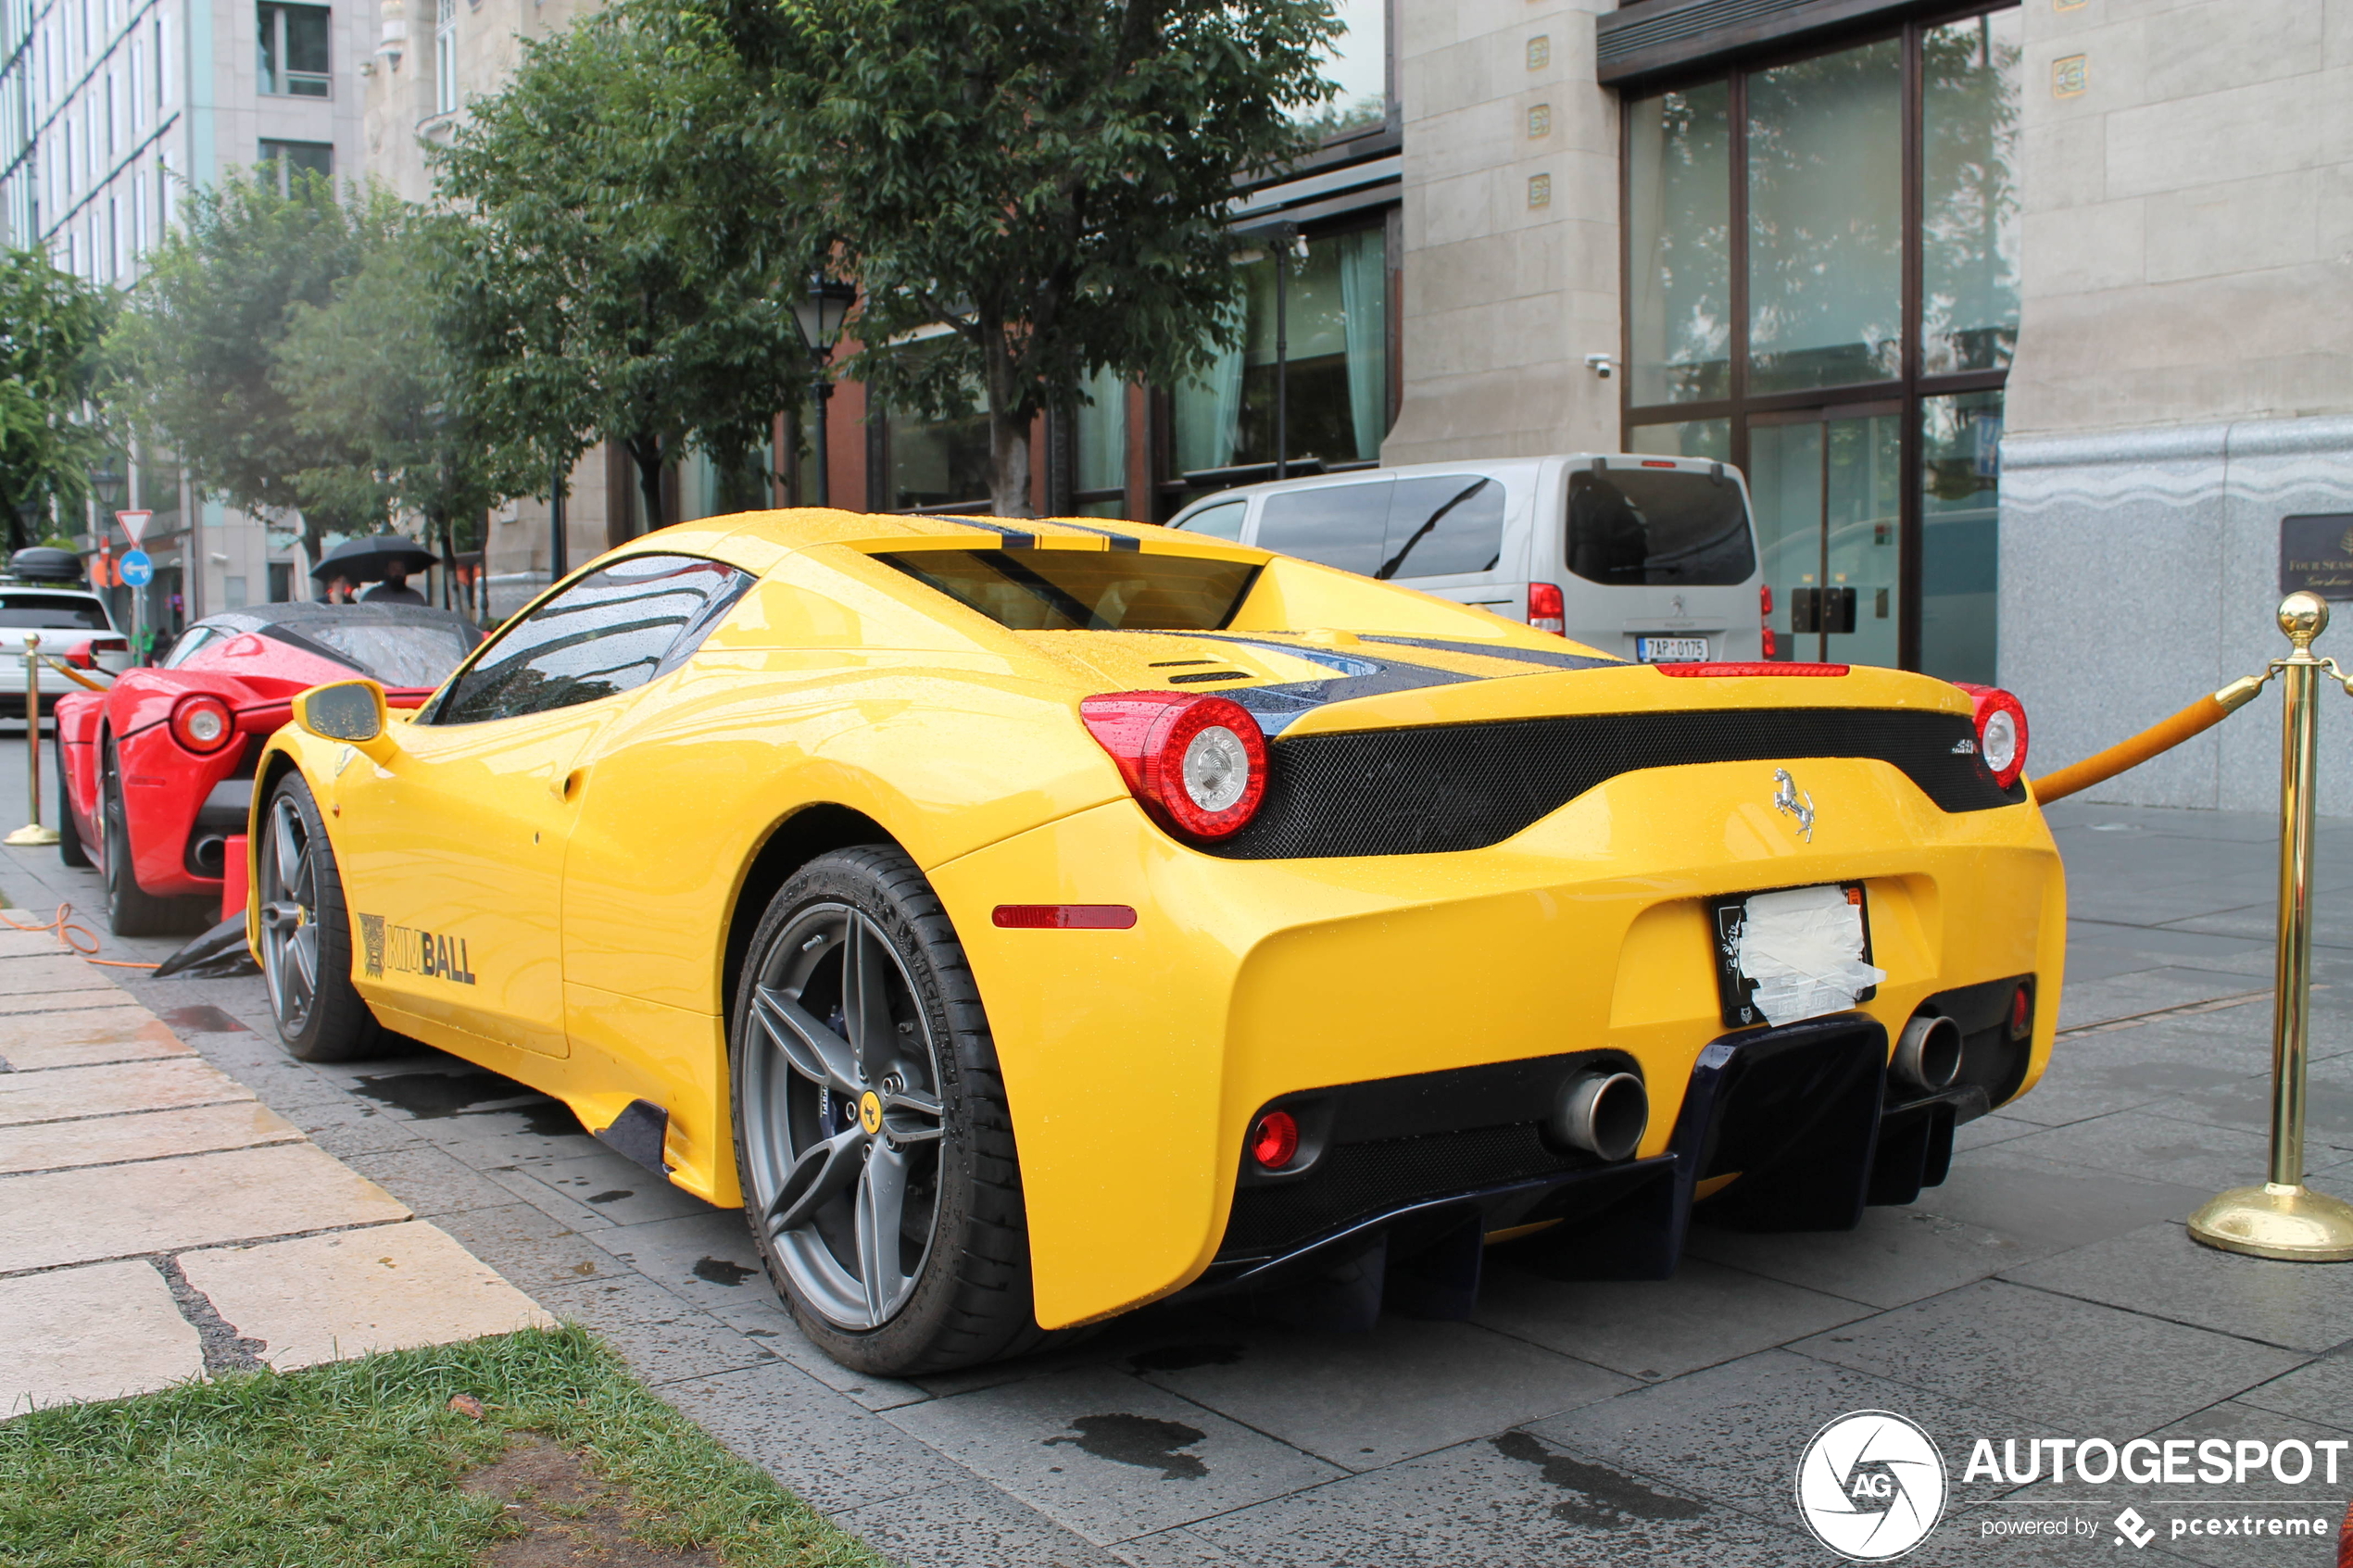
xmin=357 ymin=912 xmax=476 ymax=985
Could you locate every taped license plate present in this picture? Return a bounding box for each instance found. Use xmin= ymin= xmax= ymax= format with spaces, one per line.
xmin=1636 ymin=636 xmax=1710 ymax=663
xmin=1708 ymin=883 xmax=1883 ymax=1028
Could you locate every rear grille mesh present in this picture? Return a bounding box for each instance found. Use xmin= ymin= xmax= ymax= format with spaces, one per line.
xmin=1207 ymin=706 xmax=2020 ymax=859
xmin=1218 ymin=1123 xmax=1576 ymax=1259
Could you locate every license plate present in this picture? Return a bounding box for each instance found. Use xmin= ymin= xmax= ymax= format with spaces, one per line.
xmin=1708 ymin=883 xmax=1881 ymax=1028
xmin=1636 ymin=636 xmax=1710 ymax=663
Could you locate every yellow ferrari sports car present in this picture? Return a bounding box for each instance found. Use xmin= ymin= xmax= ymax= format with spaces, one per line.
xmin=247 ymin=505 xmax=2061 ymax=1375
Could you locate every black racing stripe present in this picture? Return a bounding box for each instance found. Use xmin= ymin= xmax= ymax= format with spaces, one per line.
xmin=1359 ymin=635 xmax=1626 ymax=671
xmin=1037 ymin=519 xmax=1143 ymax=551
xmin=940 ymin=517 xmax=1038 ymax=549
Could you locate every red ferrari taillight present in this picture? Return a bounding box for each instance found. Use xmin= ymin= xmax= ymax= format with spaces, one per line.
xmin=1250 ymin=1110 xmax=1299 ymax=1170
xmin=67 ymin=636 xmax=128 ymax=669
xmin=1528 ymin=582 xmax=1565 ymax=635
xmin=1079 ymin=692 xmax=1267 ymax=842
xmin=170 ymin=694 xmax=234 ymax=753
xmin=1954 ymin=683 xmax=2030 ymax=789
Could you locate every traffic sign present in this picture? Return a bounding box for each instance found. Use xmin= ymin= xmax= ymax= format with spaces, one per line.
xmin=120 ymin=549 xmax=153 ymax=587
xmin=116 ymin=509 xmax=152 ymax=545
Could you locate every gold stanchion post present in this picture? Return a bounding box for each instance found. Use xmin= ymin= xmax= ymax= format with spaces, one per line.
xmin=5 ymin=632 xmax=61 ymax=848
xmin=2188 ymin=592 xmax=2353 ymax=1261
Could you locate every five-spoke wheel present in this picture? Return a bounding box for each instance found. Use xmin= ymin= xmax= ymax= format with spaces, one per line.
xmin=257 ymin=775 xmax=381 ymax=1062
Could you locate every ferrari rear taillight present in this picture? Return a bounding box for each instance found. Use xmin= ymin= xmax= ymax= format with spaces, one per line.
xmin=1250 ymin=1110 xmax=1299 ymax=1170
xmin=170 ymin=694 xmax=234 ymax=753
xmin=1528 ymin=582 xmax=1566 ymax=635
xmin=1955 ymin=683 xmax=2030 ymax=789
xmin=68 ymin=637 xmax=127 ymax=669
xmin=1080 ymin=691 xmax=1267 ymax=842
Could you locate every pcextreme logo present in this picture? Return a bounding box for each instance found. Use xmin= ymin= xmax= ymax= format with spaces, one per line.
xmin=357 ymin=913 xmax=478 ymax=985
xmin=1796 ymin=1411 xmax=1948 ymax=1562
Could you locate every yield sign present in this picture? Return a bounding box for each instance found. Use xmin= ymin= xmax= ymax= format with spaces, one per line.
xmin=116 ymin=508 xmax=153 ymax=545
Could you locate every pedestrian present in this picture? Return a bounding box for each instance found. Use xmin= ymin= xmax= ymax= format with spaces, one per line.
xmin=360 ymin=563 xmax=427 ymax=606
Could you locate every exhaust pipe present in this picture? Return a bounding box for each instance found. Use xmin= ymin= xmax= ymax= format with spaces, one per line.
xmin=1894 ymin=1013 xmax=1963 ymax=1093
xmin=1551 ymin=1071 xmax=1648 ymax=1162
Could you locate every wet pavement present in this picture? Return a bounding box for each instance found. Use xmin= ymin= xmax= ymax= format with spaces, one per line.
xmin=7 ymin=715 xmax=2353 ymax=1563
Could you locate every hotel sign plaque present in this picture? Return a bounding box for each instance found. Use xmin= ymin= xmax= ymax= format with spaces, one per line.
xmin=2281 ymin=514 xmax=2353 ymax=600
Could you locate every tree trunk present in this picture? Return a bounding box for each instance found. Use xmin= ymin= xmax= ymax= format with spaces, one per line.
xmin=978 ymin=317 xmax=1034 ymax=518
xmin=627 ymin=436 xmax=667 ymax=538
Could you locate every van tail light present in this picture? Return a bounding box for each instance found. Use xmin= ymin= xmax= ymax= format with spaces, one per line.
xmin=1759 ymin=586 xmax=1776 ymax=659
xmin=1080 ymin=692 xmax=1268 ymax=842
xmin=170 ymin=694 xmax=235 ymax=754
xmin=1954 ymin=683 xmax=2030 ymax=788
xmin=1528 ymin=582 xmax=1566 ymax=635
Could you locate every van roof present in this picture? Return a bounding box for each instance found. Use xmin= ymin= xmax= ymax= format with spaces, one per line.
xmin=1172 ymin=453 xmax=1732 ymax=511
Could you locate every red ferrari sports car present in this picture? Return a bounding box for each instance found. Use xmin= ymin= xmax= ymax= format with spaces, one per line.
xmin=56 ymin=602 xmax=484 ymax=935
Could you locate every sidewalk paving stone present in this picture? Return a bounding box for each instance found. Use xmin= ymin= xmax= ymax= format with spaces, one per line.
xmin=2001 ymin=1221 xmax=2353 ymax=1354
xmin=0 ymin=985 xmax=144 ymax=1016
xmin=0 ymin=1008 xmax=193 ymax=1070
xmin=836 ymin=1477 xmax=1129 ymax=1568
xmin=1 ymin=1260 xmax=204 ymax=1414
xmin=176 ymin=1220 xmax=553 ymax=1371
xmin=663 ymin=1361 xmax=978 ymax=1515
xmin=0 ymin=1055 xmax=254 ymax=1124
xmin=0 ymin=1099 xmax=302 ymax=1175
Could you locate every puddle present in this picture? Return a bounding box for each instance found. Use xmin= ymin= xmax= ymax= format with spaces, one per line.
xmin=1044 ymin=1413 xmax=1208 ymax=1479
xmin=586 ymin=1189 xmax=634 ymax=1204
xmin=1491 ymin=1431 xmax=1705 ymax=1525
xmin=692 ymin=1256 xmax=755 ymax=1286
xmin=1127 ymin=1342 xmax=1246 ymax=1374
xmin=349 ymin=1070 xmax=581 ymax=1137
xmin=157 ymin=1004 xmax=252 ymax=1035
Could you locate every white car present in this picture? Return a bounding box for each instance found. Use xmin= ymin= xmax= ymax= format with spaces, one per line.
xmin=0 ymin=571 xmax=133 ymax=719
xmin=1164 ymin=455 xmax=1770 ymax=666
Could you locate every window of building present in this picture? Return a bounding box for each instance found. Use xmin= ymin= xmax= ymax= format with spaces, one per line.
xmin=434 ymin=0 xmax=457 ymax=115
xmin=259 ymin=139 xmax=333 ymax=194
xmin=878 ymin=347 xmax=994 ymax=513
xmin=1621 ymin=5 xmax=2020 ymax=679
xmin=258 ymin=3 xmax=330 ymax=98
xmin=1068 ymin=368 xmax=1126 ymax=517
xmin=1168 ymin=223 xmax=1390 ymax=489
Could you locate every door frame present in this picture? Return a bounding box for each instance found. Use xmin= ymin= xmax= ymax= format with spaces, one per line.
xmin=1747 ymin=399 xmax=1904 ymax=663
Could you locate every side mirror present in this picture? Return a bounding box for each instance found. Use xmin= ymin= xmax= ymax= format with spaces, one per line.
xmin=292 ymin=680 xmax=393 ymax=758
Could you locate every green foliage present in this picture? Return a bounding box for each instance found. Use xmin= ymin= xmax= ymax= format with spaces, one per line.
xmin=275 ymin=210 xmax=540 ymax=563
xmin=109 ymin=169 xmax=391 ymax=564
xmin=0 ymin=248 xmax=117 ymax=551
xmin=696 ymin=0 xmax=1344 ymax=514
xmin=433 ymin=11 xmax=812 ymax=535
xmin=0 ymin=1323 xmax=878 ymax=1568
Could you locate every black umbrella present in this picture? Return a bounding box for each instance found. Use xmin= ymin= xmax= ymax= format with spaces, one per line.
xmin=311 ymin=533 xmax=437 ymax=584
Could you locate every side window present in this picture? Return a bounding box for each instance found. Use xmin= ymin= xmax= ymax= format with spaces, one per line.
xmin=1172 ymin=499 xmax=1246 ymax=541
xmin=163 ymin=628 xmax=217 ymax=667
xmin=1378 ymin=476 xmax=1506 ymax=581
xmin=1255 ymin=481 xmax=1395 ymax=576
xmin=431 ymin=555 xmax=753 ymax=725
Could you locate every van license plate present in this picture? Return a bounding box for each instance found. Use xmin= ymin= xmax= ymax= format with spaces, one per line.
xmin=1636 ymin=636 xmax=1709 ymax=663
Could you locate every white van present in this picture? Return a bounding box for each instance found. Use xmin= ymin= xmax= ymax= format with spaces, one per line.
xmin=1164 ymin=455 xmax=1769 ymax=664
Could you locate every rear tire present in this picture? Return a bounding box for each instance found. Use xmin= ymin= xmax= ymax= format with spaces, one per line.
xmin=729 ymin=846 xmax=1057 ymax=1376
xmin=100 ymin=743 xmax=204 ymax=935
xmin=257 ymin=774 xmax=383 ymax=1063
xmin=56 ymin=741 xmax=91 ymax=868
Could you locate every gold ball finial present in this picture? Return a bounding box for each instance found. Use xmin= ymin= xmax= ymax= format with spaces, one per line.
xmin=2280 ymin=592 xmax=2330 ymax=648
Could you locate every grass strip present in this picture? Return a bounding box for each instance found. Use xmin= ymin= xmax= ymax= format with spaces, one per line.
xmin=0 ymin=1323 xmax=883 ymax=1568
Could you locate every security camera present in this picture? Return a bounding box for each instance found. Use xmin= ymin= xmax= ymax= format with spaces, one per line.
xmin=1584 ymin=353 xmax=1617 ymax=380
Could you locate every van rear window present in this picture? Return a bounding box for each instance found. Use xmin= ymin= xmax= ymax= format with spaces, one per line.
xmin=1567 ymin=470 xmax=1755 ymax=586
xmin=879 ymin=549 xmax=1259 ymax=632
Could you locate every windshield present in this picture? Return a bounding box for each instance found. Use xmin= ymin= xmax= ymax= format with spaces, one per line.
xmin=262 ymin=621 xmax=481 ymax=687
xmin=879 ymin=549 xmax=1259 ymax=632
xmin=1567 ymin=469 xmax=1756 ymax=587
xmin=0 ymin=593 xmax=109 ymax=631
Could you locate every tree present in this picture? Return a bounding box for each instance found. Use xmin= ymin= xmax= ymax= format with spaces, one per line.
xmin=0 ymin=248 xmax=117 ymax=551
xmin=704 ymin=0 xmax=1343 ymax=516
xmin=433 ymin=12 xmax=812 ymax=535
xmin=273 ymin=210 xmax=540 ymax=600
xmin=110 ymin=169 xmax=388 ymax=571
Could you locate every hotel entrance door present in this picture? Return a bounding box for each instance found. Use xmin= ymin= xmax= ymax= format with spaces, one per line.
xmin=1748 ymin=404 xmax=1903 ymax=668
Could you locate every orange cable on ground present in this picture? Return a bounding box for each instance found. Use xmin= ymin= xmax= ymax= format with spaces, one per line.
xmin=2031 ymin=674 xmax=2271 ymax=806
xmin=0 ymin=902 xmax=161 ymax=968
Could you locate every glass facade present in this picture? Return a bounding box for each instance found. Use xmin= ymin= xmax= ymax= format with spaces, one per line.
xmin=1622 ymin=5 xmax=2020 ymax=680
xmin=1070 ymin=368 xmax=1126 ymax=517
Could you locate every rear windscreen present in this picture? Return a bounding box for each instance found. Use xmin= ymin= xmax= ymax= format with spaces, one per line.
xmin=0 ymin=594 xmax=108 ymax=630
xmin=1567 ymin=469 xmax=1756 ymax=587
xmin=879 ymin=550 xmax=1258 ymax=632
xmin=263 ymin=621 xmax=481 ymax=687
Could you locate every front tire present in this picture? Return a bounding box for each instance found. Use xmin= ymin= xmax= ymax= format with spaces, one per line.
xmin=57 ymin=741 xmax=91 ymax=868
xmin=730 ymin=846 xmax=1051 ymax=1376
xmin=257 ymin=775 xmax=383 ymax=1062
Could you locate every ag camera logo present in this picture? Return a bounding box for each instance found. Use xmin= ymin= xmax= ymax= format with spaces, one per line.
xmin=1796 ymin=1411 xmax=1948 ymax=1561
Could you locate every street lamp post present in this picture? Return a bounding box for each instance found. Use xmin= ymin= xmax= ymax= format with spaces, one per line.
xmin=789 ymin=270 xmax=857 ymax=508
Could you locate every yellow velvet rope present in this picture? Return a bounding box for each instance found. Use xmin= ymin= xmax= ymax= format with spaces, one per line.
xmin=2031 ymin=675 xmax=2270 ymax=806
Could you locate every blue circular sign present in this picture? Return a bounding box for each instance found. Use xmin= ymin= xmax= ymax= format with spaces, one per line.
xmin=120 ymin=549 xmax=153 ymax=587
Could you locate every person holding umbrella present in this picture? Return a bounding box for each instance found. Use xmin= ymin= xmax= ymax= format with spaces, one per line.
xmin=312 ymin=533 xmax=439 ymax=606
xmin=361 ymin=563 xmax=426 ymax=605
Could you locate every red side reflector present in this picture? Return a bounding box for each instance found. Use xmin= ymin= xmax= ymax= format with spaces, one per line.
xmin=1654 ymin=661 xmax=1850 ymax=677
xmin=1250 ymin=1110 xmax=1300 ymax=1169
xmin=991 ymin=905 xmax=1139 ymax=930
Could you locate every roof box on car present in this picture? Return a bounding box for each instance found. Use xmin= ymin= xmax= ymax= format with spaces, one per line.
xmin=5 ymin=546 xmax=85 ymax=583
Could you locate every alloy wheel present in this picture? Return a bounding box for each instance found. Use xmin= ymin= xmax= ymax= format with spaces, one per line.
xmin=740 ymin=904 xmax=947 ymax=1330
xmin=258 ymin=794 xmax=320 ymax=1035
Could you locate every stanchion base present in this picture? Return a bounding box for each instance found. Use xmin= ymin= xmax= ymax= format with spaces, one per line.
xmin=2 ymin=823 xmax=59 ymax=847
xmin=2188 ymin=1183 xmax=2353 ymax=1261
